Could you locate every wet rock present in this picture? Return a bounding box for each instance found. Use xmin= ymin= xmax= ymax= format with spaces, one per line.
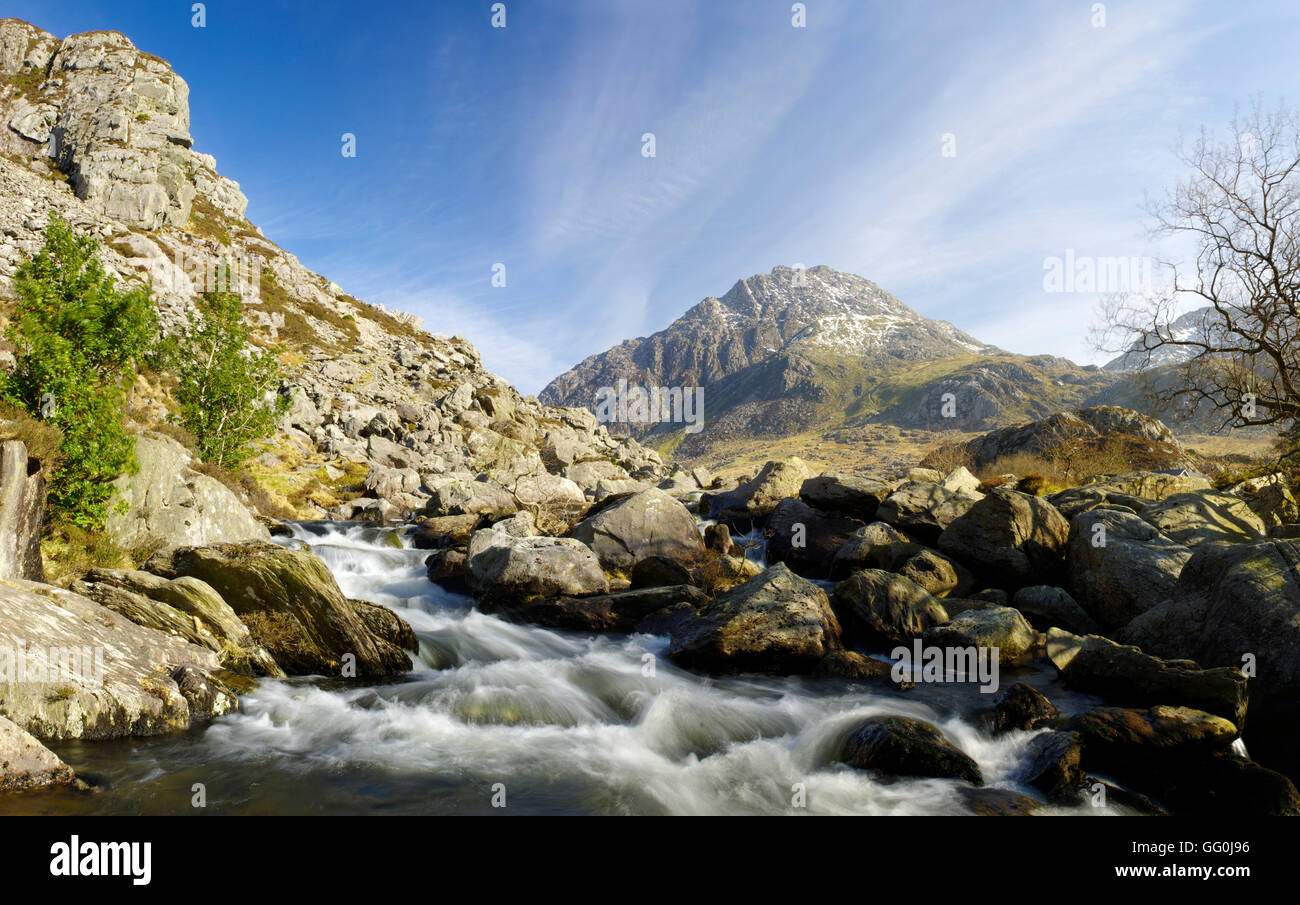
xmin=668 ymin=564 xmax=842 ymax=675
xmin=831 ymin=569 xmax=949 ymax=645
xmin=959 ymin=786 xmax=1041 ymax=815
xmin=1020 ymin=731 xmax=1085 ymax=802
xmin=467 ymin=527 xmax=608 ymax=601
xmin=838 ymin=715 xmax=983 ymax=784
xmin=983 ymin=682 xmax=1059 ymax=734
xmin=492 ymin=585 xmax=707 ymax=634
xmin=633 ymin=600 xmax=699 ymax=636
xmin=169 ymin=664 xmax=237 ymax=719
xmin=424 ymin=548 xmax=469 ymax=594
xmin=351 ymin=599 xmax=419 ymax=653
xmin=813 ymin=650 xmax=911 ymax=687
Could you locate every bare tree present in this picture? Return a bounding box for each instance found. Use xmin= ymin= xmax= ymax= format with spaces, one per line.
xmin=1095 ymin=103 xmax=1300 ymax=441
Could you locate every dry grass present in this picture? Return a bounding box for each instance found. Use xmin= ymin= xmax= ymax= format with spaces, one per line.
xmin=0 ymin=401 xmax=64 ymax=470
xmin=192 ymin=460 xmax=296 ymax=520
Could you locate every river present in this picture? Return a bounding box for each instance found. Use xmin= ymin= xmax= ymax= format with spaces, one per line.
xmin=2 ymin=522 xmax=1130 ymax=815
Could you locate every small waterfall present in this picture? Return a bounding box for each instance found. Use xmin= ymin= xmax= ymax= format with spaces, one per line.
xmin=12 ymin=522 xmax=1123 ymax=815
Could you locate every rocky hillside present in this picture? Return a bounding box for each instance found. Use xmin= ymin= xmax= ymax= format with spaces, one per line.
xmin=542 ymin=265 xmax=1124 ymax=462
xmin=0 ymin=19 xmax=672 ymax=525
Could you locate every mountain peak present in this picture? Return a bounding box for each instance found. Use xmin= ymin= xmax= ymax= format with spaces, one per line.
xmin=539 ymin=265 xmax=1005 ymax=447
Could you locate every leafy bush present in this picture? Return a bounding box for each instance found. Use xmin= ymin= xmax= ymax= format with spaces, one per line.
xmin=171 ymin=290 xmax=288 ymax=469
xmin=1 ymin=215 xmax=157 ymax=528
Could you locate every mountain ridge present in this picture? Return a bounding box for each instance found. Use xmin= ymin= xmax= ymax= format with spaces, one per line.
xmin=0 ymin=18 xmax=671 ymax=521
xmin=542 ymin=263 xmax=1128 ymax=461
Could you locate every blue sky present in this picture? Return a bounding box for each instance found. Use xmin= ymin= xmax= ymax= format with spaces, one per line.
xmin=12 ymin=1 xmax=1300 ymax=393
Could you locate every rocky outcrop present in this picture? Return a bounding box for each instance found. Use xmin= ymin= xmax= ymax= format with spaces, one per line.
xmin=144 ymin=542 xmax=412 ymax=677
xmin=0 ymin=578 xmax=235 ymax=739
xmin=568 ymin=488 xmax=704 ymax=573
xmin=73 ymin=567 xmax=282 ymax=676
xmin=705 ymin=458 xmax=816 ymax=526
xmin=107 ymin=435 xmax=268 ymax=549
xmin=1064 ymin=509 xmax=1192 ymax=630
xmin=764 ymin=497 xmax=863 ymax=577
xmin=0 ymin=20 xmax=669 ymax=530
xmin=467 ymin=525 xmax=608 ymax=601
xmin=0 ymin=439 xmax=45 ymax=581
xmin=489 ymin=584 xmax=707 ymax=633
xmin=1138 ymin=491 xmax=1267 ymax=546
xmin=962 ymin=406 xmax=1190 ymax=470
xmin=1047 ymin=630 xmax=1247 ymax=725
xmin=937 ymin=487 xmax=1069 ymax=589
xmin=831 ymin=569 xmax=949 ymax=645
xmin=0 ymin=714 xmax=74 ymax=791
xmin=838 ymin=715 xmax=982 ymax=784
xmin=923 ymin=605 xmax=1040 ymax=666
xmin=1118 ymin=538 xmax=1300 ymax=781
xmin=668 ymin=564 xmax=842 ymax=674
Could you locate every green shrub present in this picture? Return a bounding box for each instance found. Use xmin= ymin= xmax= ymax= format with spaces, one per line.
xmin=170 ymin=290 xmax=288 ymax=469
xmin=1 ymin=215 xmax=156 ymax=529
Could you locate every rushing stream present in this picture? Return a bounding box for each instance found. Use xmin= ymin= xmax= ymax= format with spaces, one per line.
xmin=4 ymin=522 xmax=1132 ymax=816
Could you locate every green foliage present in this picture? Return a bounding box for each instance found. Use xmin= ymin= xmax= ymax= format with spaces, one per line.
xmin=2 ymin=215 xmax=157 ymax=529
xmin=172 ymin=289 xmax=288 ymax=468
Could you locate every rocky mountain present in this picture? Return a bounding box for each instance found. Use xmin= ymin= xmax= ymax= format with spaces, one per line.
xmin=1103 ymin=306 xmax=1217 ymax=372
xmin=542 ymin=264 xmax=1122 ymax=463
xmin=543 ymin=265 xmax=1001 ymax=415
xmin=0 ymin=19 xmax=674 ymax=527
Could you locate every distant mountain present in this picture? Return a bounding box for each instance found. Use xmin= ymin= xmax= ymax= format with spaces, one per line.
xmin=541 ymin=266 xmax=1000 ymax=414
xmin=542 ymin=266 xmax=1121 ymax=462
xmin=1103 ymin=306 xmax=1217 ymax=371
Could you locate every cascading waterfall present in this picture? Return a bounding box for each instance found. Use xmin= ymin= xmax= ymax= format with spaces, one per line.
xmin=10 ymin=522 xmax=1125 ymax=816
